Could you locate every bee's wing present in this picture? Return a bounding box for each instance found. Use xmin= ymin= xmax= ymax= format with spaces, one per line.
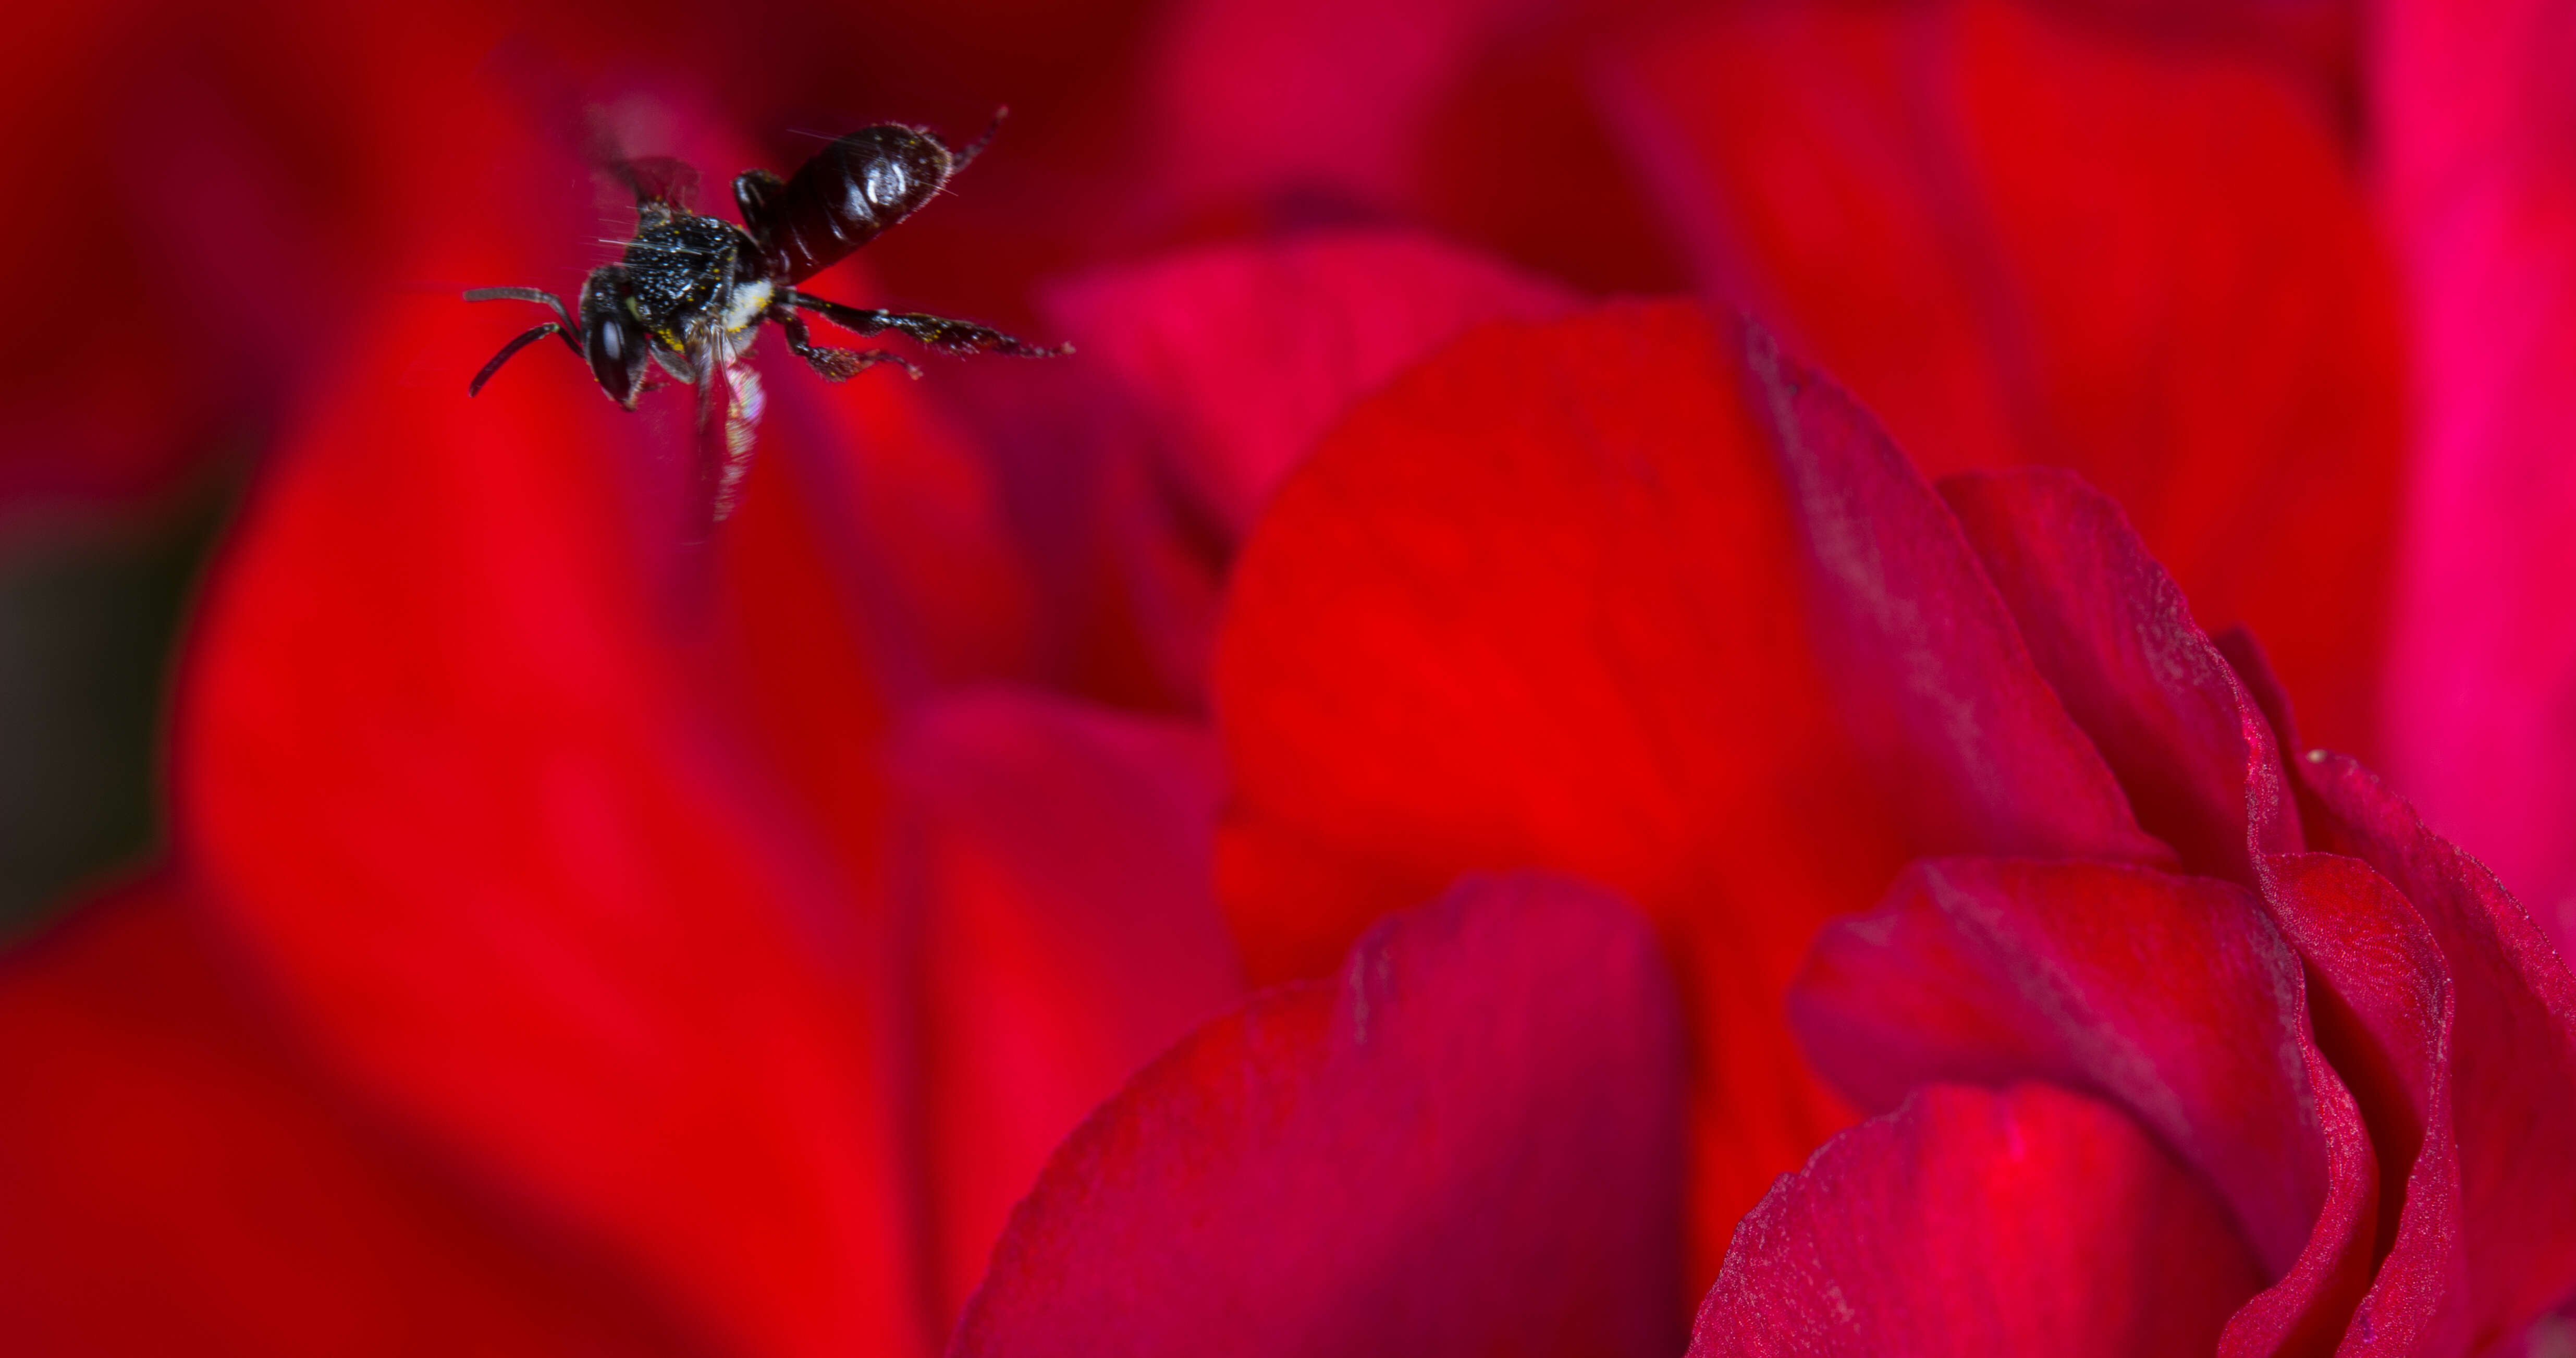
xmin=684 ymin=328 xmax=764 ymax=536
xmin=613 ymin=154 xmax=701 ymax=210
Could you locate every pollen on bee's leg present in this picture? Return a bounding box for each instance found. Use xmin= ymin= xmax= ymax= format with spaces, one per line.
xmin=798 ymin=345 xmax=921 ymax=382
xmin=801 ymin=346 xmax=872 ymax=381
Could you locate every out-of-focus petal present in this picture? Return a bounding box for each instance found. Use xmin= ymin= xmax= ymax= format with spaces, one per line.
xmin=178 ymin=278 xmax=926 ymax=1358
xmin=1689 ymin=1082 xmax=2263 ymax=1357
xmin=949 ymin=872 xmax=1688 ymax=1358
xmin=2035 ymin=0 xmax=2359 ymax=94
xmin=2296 ymin=752 xmax=2576 ymax=1348
xmin=0 ymin=5 xmax=459 ymax=506
xmin=2376 ymin=0 xmax=2576 ymax=948
xmin=727 ymin=346 xmax=1038 ymax=699
xmin=1041 ymin=230 xmax=1577 ymax=537
xmin=1014 ymin=231 xmax=1577 ymax=704
xmin=0 ymin=880 xmax=701 ymax=1357
xmin=1215 ymin=300 xmax=1906 ymax=1279
xmin=706 ymin=333 xmax=1040 ymax=907
xmin=1144 ymin=0 xmax=1539 ymax=216
xmin=1612 ymin=0 xmax=2403 ymax=757
xmin=1740 ymin=329 xmax=2168 ymax=866
xmin=1138 ymin=0 xmax=1687 ymax=292
xmin=885 ymin=687 xmax=1244 ymax=1326
xmin=2508 ymin=1307 xmax=2576 ymax=1358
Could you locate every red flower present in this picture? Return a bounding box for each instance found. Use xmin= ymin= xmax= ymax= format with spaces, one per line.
xmin=1031 ymin=299 xmax=2576 ymax=1352
xmin=1725 ymin=324 xmax=2576 ymax=1354
xmin=9 ymin=0 xmax=2573 ymax=1353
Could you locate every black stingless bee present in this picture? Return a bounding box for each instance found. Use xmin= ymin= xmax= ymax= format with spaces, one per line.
xmin=464 ymin=114 xmax=1067 ymax=519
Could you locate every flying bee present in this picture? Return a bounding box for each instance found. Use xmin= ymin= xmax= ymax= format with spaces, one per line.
xmin=464 ymin=114 xmax=1068 ymax=521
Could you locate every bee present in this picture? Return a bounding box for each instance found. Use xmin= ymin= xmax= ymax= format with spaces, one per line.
xmin=464 ymin=114 xmax=1067 ymax=520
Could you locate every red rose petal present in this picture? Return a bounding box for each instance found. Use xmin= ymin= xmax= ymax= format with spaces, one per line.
xmin=949 ymin=872 xmax=1688 ymax=1358
xmin=2295 ymin=753 xmax=2576 ymax=1348
xmin=1940 ymin=468 xmax=2300 ymax=880
xmin=0 ymin=881 xmax=699 ymax=1357
xmin=1790 ymin=858 xmax=2353 ymax=1292
xmin=885 ymin=687 xmax=1244 ymax=1325
xmin=2255 ymin=852 xmax=2468 ymax=1353
xmin=1753 ymin=359 xmax=2421 ymax=1349
xmin=1939 ymin=467 xmax=2472 ymax=1351
xmin=179 ymin=283 xmax=928 ymax=1358
xmin=1040 ymin=230 xmax=1577 ymax=537
xmin=1741 ymin=329 xmax=2169 ymax=867
xmin=1215 ymin=300 xmax=1907 ymax=1278
xmin=1611 ymin=0 xmax=2403 ymax=758
xmin=1689 ymin=1082 xmax=2264 ymax=1357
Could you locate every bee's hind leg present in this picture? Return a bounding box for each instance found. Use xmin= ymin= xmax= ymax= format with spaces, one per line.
xmin=775 ymin=308 xmax=921 ymax=381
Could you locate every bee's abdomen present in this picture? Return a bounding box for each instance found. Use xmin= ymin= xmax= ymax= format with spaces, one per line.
xmin=762 ymin=126 xmax=952 ymax=282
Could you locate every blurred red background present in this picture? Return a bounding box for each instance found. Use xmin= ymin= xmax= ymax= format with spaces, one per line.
xmin=20 ymin=0 xmax=2571 ymax=1352
xmin=0 ymin=0 xmax=2368 ymax=926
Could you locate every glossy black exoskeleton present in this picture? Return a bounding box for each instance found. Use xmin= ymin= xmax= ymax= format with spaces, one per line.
xmin=463 ymin=115 xmax=1066 ymax=519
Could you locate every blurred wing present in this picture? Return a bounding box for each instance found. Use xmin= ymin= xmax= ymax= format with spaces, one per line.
xmin=615 ymin=154 xmax=701 ymax=210
xmin=686 ymin=332 xmax=764 ymax=532
xmin=573 ymin=103 xmax=701 ymax=210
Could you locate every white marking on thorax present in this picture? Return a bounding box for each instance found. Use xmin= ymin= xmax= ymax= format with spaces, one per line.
xmin=720 ymin=278 xmax=775 ymax=334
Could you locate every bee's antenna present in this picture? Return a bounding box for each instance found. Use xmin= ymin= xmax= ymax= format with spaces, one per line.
xmin=950 ymin=106 xmax=1008 ymax=174
xmin=463 ymin=288 xmax=585 ymax=396
xmin=468 ymin=322 xmax=571 ymax=396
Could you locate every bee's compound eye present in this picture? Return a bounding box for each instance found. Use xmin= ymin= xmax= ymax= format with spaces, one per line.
xmin=586 ymin=315 xmax=646 ymax=402
xmin=578 ymin=270 xmax=651 ymax=407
